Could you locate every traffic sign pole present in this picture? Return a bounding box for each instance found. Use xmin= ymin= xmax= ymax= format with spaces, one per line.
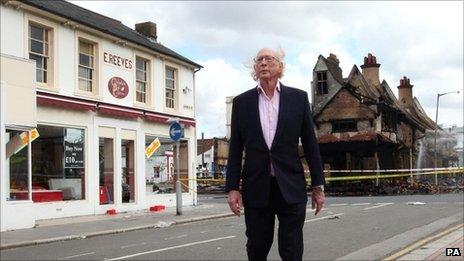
xmin=169 ymin=121 xmax=183 ymax=216
xmin=175 ymin=140 xmax=182 ymax=215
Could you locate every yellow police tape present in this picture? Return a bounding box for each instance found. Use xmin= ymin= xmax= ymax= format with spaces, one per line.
xmin=187 ymin=168 xmax=464 ymax=183
xmin=323 ymin=169 xmax=463 ymax=182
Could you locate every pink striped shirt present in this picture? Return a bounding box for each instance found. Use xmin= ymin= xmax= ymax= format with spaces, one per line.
xmin=258 ymin=82 xmax=281 ymax=176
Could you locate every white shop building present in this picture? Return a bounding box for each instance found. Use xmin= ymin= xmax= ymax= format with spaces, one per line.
xmin=0 ymin=0 xmax=202 ymax=231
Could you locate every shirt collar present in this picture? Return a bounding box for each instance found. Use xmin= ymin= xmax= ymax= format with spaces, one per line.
xmin=257 ymin=81 xmax=281 ymax=94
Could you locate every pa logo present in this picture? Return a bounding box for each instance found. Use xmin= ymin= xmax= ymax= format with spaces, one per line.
xmin=445 ymin=248 xmax=461 ymax=256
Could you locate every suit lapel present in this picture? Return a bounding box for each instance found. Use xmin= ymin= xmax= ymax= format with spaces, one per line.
xmin=271 ymin=84 xmax=288 ymax=150
xmin=249 ymin=89 xmax=268 ymax=149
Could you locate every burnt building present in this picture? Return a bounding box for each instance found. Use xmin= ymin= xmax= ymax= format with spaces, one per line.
xmin=311 ymin=53 xmax=444 ymax=170
xmin=196 ymin=137 xmax=229 ymax=178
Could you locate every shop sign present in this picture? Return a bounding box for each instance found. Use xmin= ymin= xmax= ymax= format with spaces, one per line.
xmin=103 ymin=52 xmax=133 ymax=70
xmin=108 ymin=77 xmax=129 ymax=99
xmin=30 ymin=128 xmax=40 ymax=142
xmin=145 ymin=137 xmax=161 ymax=158
xmin=64 ymin=129 xmax=84 ymax=168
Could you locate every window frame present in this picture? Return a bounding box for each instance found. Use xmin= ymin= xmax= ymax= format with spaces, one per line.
xmin=26 ymin=14 xmax=56 ymax=90
xmin=74 ymin=32 xmax=100 ymax=98
xmin=5 ymin=127 xmax=32 ymax=203
xmin=316 ymin=71 xmax=328 ymax=95
xmin=135 ymin=55 xmax=151 ymax=105
xmin=164 ymin=65 xmax=177 ymax=111
xmin=332 ymin=119 xmax=357 ymax=133
xmin=144 ymin=134 xmax=189 ymax=196
xmin=28 ymin=23 xmax=49 ymax=84
xmin=381 ymin=111 xmax=398 ymax=132
xmin=78 ymin=39 xmax=96 ymax=93
xmin=31 ymin=124 xmax=88 ymax=203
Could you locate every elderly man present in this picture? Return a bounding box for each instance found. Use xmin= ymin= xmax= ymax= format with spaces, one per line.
xmin=226 ymin=48 xmax=325 ymax=261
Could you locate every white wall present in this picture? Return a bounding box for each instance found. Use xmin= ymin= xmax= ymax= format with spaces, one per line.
xmin=1 ymin=81 xmax=6 ymax=231
xmin=57 ymin=25 xmax=77 ymax=96
xmin=0 ymin=5 xmax=24 ymax=57
xmin=0 ymin=2 xmax=199 ymax=229
xmin=179 ymin=66 xmax=195 ymax=117
xmin=0 ymin=4 xmax=197 ymax=119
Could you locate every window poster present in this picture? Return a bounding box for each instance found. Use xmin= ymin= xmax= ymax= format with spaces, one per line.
xmin=64 ymin=128 xmax=84 ymax=168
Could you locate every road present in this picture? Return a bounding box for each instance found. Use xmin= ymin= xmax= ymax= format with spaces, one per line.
xmin=1 ymin=193 xmax=462 ymax=260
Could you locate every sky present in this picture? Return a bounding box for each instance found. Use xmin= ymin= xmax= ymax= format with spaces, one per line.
xmin=71 ymin=1 xmax=464 ymax=138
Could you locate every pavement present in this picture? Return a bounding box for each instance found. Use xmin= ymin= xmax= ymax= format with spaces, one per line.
xmin=0 ymin=200 xmax=463 ymax=261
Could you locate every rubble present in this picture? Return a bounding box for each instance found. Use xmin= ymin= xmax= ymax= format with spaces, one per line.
xmin=324 ymin=175 xmax=463 ymax=196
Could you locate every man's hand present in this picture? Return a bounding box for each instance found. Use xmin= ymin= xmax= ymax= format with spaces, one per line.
xmin=311 ymin=187 xmax=325 ymax=215
xmin=227 ymin=190 xmax=243 ymax=216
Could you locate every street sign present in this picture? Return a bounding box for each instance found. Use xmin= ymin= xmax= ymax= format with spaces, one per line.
xmin=169 ymin=122 xmax=183 ymax=141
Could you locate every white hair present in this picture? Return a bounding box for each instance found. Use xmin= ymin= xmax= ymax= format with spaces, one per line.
xmin=248 ymin=47 xmax=286 ymax=81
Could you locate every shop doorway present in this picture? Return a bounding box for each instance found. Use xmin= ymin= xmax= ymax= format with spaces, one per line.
xmin=99 ymin=137 xmax=114 ymax=205
xmin=121 ymin=139 xmax=135 ymax=203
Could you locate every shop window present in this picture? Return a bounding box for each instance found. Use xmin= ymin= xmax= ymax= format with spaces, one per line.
xmin=78 ymin=40 xmax=95 ymax=92
xmin=332 ymin=119 xmax=357 ymax=133
xmin=32 ymin=125 xmax=86 ymax=202
xmin=6 ymin=129 xmax=31 ymax=201
xmin=316 ymin=71 xmax=328 ymax=95
xmin=136 ymin=57 xmax=149 ymax=103
xmin=29 ymin=23 xmax=50 ymax=84
xmin=165 ymin=66 xmax=176 ymax=109
xmin=99 ymin=138 xmax=114 ymax=205
xmin=145 ymin=136 xmax=188 ymax=195
xmin=122 ymin=139 xmax=135 ymax=203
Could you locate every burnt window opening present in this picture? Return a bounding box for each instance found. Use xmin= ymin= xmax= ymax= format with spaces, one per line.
xmin=381 ymin=112 xmax=397 ymax=132
xmin=316 ymin=71 xmax=328 ymax=95
xmin=332 ymin=119 xmax=357 ymax=133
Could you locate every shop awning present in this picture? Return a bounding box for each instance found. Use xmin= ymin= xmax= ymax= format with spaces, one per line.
xmin=144 ymin=112 xmax=195 ymax=127
xmin=37 ymin=91 xmax=196 ymax=127
xmin=37 ymin=91 xmax=97 ymax=111
xmin=145 ymin=112 xmax=170 ymax=124
xmin=97 ymin=104 xmax=143 ymax=119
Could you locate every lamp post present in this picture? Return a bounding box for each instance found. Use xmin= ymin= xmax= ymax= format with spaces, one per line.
xmin=434 ymin=91 xmax=460 ymax=185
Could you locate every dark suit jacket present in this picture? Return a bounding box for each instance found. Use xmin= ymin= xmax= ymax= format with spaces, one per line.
xmin=225 ymin=84 xmax=325 ymax=208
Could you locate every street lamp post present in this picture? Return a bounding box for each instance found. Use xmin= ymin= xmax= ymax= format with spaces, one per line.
xmin=434 ymin=91 xmax=460 ymax=185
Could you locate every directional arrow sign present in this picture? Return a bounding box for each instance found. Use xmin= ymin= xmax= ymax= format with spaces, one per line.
xmin=169 ymin=122 xmax=183 ymax=141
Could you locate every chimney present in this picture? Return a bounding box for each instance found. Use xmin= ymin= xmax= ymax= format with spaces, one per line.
xmin=360 ymin=53 xmax=380 ymax=86
xmin=327 ymin=53 xmax=340 ymax=64
xmin=135 ymin=21 xmax=157 ymax=42
xmin=325 ymin=53 xmax=343 ymax=81
xmin=397 ymin=76 xmax=414 ymax=106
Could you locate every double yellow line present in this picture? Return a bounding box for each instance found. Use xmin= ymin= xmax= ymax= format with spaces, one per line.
xmin=383 ymin=223 xmax=464 ymax=260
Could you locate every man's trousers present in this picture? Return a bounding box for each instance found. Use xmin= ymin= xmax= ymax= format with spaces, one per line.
xmin=244 ymin=177 xmax=307 ymax=261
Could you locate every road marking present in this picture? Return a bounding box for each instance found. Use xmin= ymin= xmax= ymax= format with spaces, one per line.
xmin=363 ymin=203 xmax=393 ymax=210
xmin=330 ymin=203 xmax=348 ymax=207
xmin=164 ymin=234 xmax=187 ymax=240
xmin=107 ymin=236 xmax=236 ymax=260
xmin=305 ymin=213 xmax=345 ymax=223
xmin=58 ymin=252 xmax=95 ymax=260
xmin=351 ymin=203 xmax=371 ymax=206
xmin=120 ymin=243 xmax=139 ymax=249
